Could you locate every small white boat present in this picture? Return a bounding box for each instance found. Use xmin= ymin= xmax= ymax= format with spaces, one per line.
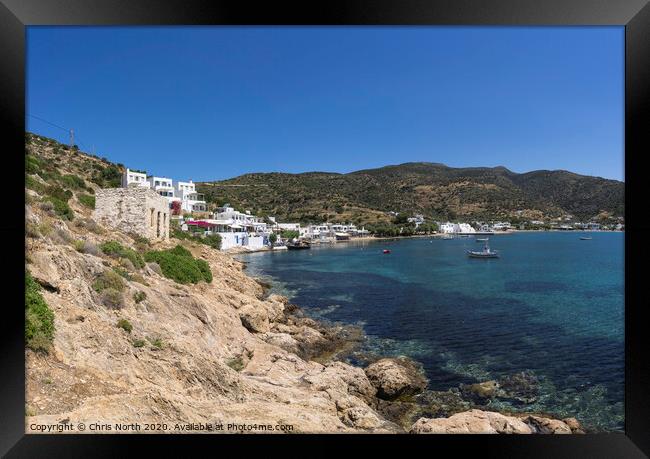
xmin=580 ymin=236 xmax=592 ymax=240
xmin=467 ymin=240 xmax=499 ymax=258
xmin=476 ymin=238 xmax=489 ymax=242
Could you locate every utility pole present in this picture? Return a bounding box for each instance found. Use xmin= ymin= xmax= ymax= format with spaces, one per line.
xmin=69 ymin=129 xmax=74 ymax=148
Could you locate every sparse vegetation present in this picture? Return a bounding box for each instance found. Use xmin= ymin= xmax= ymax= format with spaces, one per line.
xmin=132 ymin=339 xmax=146 ymax=348
xmin=144 ymin=245 xmax=212 ymax=284
xmin=60 ymin=174 xmax=87 ymax=190
xmin=26 ymin=222 xmax=40 ymax=238
xmin=92 ymin=269 xmax=125 ymax=293
xmin=148 ymin=337 xmax=164 ymax=349
xmin=100 ymin=240 xmax=145 ymax=269
xmin=133 ymin=291 xmax=146 ymax=303
xmin=48 ymin=197 xmax=74 ymax=220
xmin=38 ymin=222 xmax=53 ymax=236
xmin=116 ymin=318 xmax=133 ymax=333
xmin=147 ymin=262 xmax=163 ymax=276
xmin=25 ymin=271 xmax=55 ymax=353
xmin=78 ymin=193 xmax=95 ymax=209
xmin=100 ymin=288 xmax=124 ymax=309
xmin=226 ymin=356 xmax=245 ymax=372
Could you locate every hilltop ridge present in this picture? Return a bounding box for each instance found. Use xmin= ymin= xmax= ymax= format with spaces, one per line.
xmin=198 ymin=161 xmax=623 ymax=225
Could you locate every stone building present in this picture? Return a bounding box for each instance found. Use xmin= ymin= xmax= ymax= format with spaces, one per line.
xmin=93 ymin=187 xmax=170 ymax=241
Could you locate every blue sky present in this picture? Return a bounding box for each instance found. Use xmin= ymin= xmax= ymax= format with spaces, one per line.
xmin=26 ymin=26 xmax=624 ymax=181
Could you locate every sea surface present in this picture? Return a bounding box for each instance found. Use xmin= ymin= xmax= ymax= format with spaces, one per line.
xmin=238 ymin=232 xmax=624 ymax=431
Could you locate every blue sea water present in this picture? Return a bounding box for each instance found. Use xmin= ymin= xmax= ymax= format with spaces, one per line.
xmin=238 ymin=232 xmax=624 ymax=431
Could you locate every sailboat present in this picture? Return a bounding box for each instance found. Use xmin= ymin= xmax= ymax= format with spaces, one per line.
xmin=467 ymin=240 xmax=499 ymax=258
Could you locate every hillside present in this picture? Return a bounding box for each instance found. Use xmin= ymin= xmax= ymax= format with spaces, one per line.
xmin=198 ymin=162 xmax=624 ymax=224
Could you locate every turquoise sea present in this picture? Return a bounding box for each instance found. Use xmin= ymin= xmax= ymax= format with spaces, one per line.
xmin=239 ymin=232 xmax=624 ymax=431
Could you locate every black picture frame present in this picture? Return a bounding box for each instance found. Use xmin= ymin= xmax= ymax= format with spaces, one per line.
xmin=2 ymin=0 xmax=648 ymax=456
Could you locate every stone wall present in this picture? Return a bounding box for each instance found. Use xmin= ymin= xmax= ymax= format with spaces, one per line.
xmin=93 ymin=188 xmax=169 ymax=241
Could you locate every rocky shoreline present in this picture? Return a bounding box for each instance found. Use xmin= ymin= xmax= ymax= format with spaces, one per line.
xmin=26 ymin=196 xmax=584 ymax=433
xmin=249 ymin=279 xmax=586 ymax=434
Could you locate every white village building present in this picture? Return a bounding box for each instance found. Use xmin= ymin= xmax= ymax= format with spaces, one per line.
xmin=174 ymin=180 xmax=207 ymax=213
xmin=122 ymin=168 xmax=149 ymax=188
xmin=439 ymin=222 xmax=477 ymax=234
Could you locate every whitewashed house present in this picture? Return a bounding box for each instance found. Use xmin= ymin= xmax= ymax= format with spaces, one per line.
xmin=174 ymin=180 xmax=207 ymax=213
xmin=147 ymin=176 xmax=177 ymax=201
xmin=440 ymin=222 xmax=476 ymax=234
xmin=407 ymin=214 xmax=425 ymax=228
xmin=122 ymin=169 xmax=150 ymax=188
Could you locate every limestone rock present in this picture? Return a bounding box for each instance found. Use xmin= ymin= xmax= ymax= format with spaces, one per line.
xmin=524 ymin=415 xmax=573 ymax=434
xmin=410 ymin=409 xmax=532 ymax=434
xmin=365 ymin=357 xmax=428 ymax=400
xmin=239 ymin=304 xmax=270 ymax=333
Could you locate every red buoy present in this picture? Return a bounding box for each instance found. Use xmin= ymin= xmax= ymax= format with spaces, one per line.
xmin=383 ymin=249 xmax=391 ymax=254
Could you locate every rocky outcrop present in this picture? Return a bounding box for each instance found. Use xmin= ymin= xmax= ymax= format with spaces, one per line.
xmin=410 ymin=409 xmax=582 ymax=434
xmin=364 ymin=357 xmax=428 ymax=400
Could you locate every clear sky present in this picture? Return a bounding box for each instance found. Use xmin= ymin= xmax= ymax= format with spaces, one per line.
xmin=26 ymin=26 xmax=624 ymax=181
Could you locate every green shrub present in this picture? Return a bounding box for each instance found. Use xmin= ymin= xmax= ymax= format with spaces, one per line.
xmin=148 ymin=337 xmax=164 ymax=349
xmin=100 ymin=241 xmax=145 ymax=269
xmin=203 ymin=234 xmax=222 ymax=250
xmin=48 ymin=197 xmax=74 ymax=220
xmin=131 ymin=274 xmax=149 ymax=286
xmin=26 ymin=222 xmax=40 ymax=238
xmin=91 ymin=164 xmax=122 ymax=188
xmin=280 ymin=230 xmax=300 ymax=240
xmin=144 ymin=245 xmax=212 ymax=284
xmin=78 ymin=194 xmax=95 ymax=209
xmin=116 ymin=318 xmax=133 ymax=333
xmin=195 ymin=259 xmax=213 ymax=283
xmin=73 ymin=240 xmax=85 ymax=252
xmin=226 ymin=356 xmax=245 ymax=372
xmin=38 ymin=222 xmax=53 ymax=236
xmin=100 ymin=288 xmax=124 ymax=309
xmin=25 ymin=176 xmax=48 ymax=195
xmin=132 ymin=339 xmax=146 ymax=348
xmin=45 ymin=185 xmax=73 ymax=202
xmin=60 ymin=174 xmax=87 ymax=190
xmin=25 ymin=155 xmax=42 ymax=174
xmin=133 ymin=291 xmax=147 ymax=303
xmin=25 ymin=271 xmax=55 ymax=353
xmin=92 ymin=270 xmax=125 ymax=293
xmin=112 ymin=266 xmax=132 ymax=280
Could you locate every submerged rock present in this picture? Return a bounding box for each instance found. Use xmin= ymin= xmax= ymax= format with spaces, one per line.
xmin=365 ymin=357 xmax=428 ymax=401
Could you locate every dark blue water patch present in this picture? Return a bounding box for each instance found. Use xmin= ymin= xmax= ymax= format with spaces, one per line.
xmin=504 ymin=280 xmax=569 ymax=293
xmin=270 ymin=267 xmax=624 ymax=431
xmin=240 ymin=233 xmax=624 ymax=431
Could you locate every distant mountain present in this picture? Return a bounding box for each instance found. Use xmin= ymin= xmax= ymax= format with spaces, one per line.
xmin=198 ymin=162 xmax=624 ymax=225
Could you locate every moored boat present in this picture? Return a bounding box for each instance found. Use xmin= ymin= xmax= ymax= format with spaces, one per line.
xmin=580 ymin=236 xmax=592 ymax=240
xmin=287 ymin=241 xmax=311 ymax=250
xmin=467 ymin=240 xmax=499 ymax=258
xmin=476 ymin=237 xmax=489 ymax=242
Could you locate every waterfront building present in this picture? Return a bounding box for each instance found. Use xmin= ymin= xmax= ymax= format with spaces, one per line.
xmin=439 ymin=222 xmax=477 ymax=234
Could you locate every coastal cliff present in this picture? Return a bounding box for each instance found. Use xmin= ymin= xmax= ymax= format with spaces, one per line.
xmin=24 ymin=133 xmax=583 ymax=433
